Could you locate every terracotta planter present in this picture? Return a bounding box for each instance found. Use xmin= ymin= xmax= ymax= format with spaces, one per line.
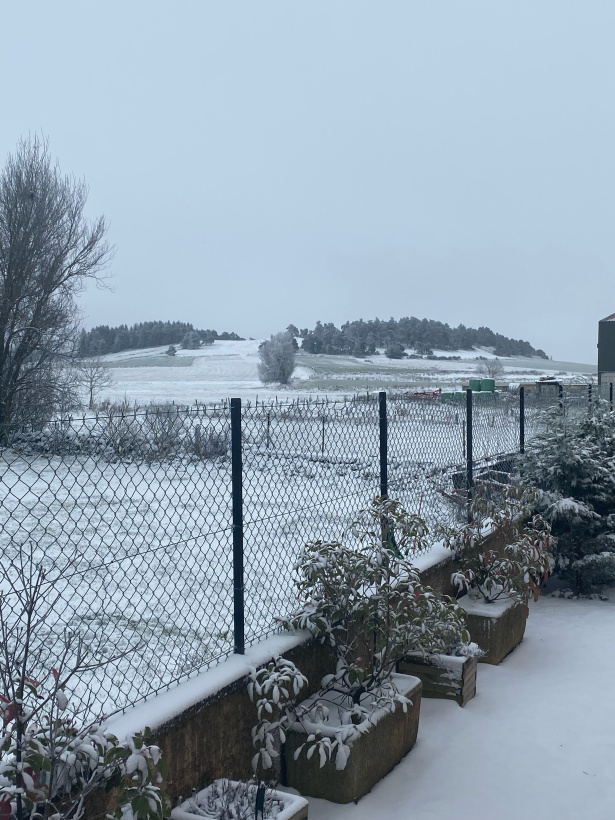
xmin=458 ymin=594 xmax=527 ymax=665
xmin=171 ymin=781 xmax=308 ymax=820
xmin=397 ymin=652 xmax=477 ymax=707
xmin=283 ymin=673 xmax=422 ymax=804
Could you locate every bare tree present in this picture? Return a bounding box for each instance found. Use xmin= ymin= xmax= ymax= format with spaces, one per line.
xmin=477 ymin=358 xmax=505 ymax=381
xmin=74 ymin=357 xmax=115 ymax=410
xmin=0 ymin=136 xmax=112 ymax=438
xmin=258 ymin=332 xmax=296 ymax=385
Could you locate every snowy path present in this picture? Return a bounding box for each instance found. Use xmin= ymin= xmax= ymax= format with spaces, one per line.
xmin=307 ymin=594 xmax=615 ymax=820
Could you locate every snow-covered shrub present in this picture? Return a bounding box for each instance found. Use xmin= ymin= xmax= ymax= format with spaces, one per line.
xmin=248 ymin=657 xmax=308 ymax=773
xmin=520 ymin=400 xmax=615 ymax=593
xmin=438 ymin=485 xmax=555 ymax=604
xmin=282 ymin=497 xmax=472 ymax=709
xmin=248 ymin=653 xmax=416 ymax=773
xmin=0 ymin=547 xmax=166 ymax=820
xmin=258 ymin=333 xmax=296 ymax=385
xmin=191 ymin=426 xmax=229 ymax=460
xmin=248 ymin=500 xmax=476 ymax=773
xmin=0 ymin=718 xmax=165 ymax=820
xmin=5 ymin=407 xmax=229 ymax=464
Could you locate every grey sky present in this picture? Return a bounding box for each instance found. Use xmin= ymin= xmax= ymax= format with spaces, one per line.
xmin=1 ymin=1 xmax=613 ymax=363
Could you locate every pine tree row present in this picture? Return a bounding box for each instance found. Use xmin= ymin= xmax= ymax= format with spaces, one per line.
xmin=291 ymin=317 xmax=548 ymax=358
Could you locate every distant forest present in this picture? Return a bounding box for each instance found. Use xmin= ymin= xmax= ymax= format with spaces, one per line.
xmin=77 ymin=321 xmax=244 ymax=357
xmin=292 ymin=317 xmax=548 ymax=359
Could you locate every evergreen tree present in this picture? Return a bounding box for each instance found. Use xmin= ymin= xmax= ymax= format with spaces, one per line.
xmin=181 ymin=330 xmax=202 ymax=349
xmin=300 ymin=316 xmax=547 ymax=359
xmin=520 ymin=399 xmax=615 ymax=593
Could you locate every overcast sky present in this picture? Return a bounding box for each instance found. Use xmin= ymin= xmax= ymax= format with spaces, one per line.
xmin=1 ymin=1 xmax=614 ymax=363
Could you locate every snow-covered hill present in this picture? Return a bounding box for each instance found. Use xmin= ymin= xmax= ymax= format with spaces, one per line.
xmin=98 ymin=340 xmax=596 ymax=406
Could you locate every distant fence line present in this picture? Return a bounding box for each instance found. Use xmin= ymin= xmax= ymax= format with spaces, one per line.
xmin=0 ymin=383 xmax=603 ymax=716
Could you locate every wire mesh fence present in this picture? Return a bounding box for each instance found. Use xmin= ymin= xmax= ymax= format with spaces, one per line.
xmin=240 ymin=395 xmax=380 ymax=648
xmin=0 ymin=383 xmax=603 ymax=716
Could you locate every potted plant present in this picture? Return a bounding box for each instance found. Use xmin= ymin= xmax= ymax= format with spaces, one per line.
xmin=171 ymin=780 xmax=308 ymax=820
xmin=277 ymin=497 xmax=474 ymax=803
xmin=170 ymin=657 xmax=310 ymax=820
xmin=439 ymin=486 xmax=555 ymax=664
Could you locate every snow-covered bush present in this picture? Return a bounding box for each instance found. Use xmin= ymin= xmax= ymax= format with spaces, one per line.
xmin=6 ymin=407 xmax=229 ymax=464
xmin=0 ymin=547 xmax=166 ymax=820
xmin=279 ymin=498 xmax=472 ymax=760
xmin=520 ymin=400 xmax=615 ymax=593
xmin=248 ymin=653 xmax=415 ymax=773
xmin=248 ymin=657 xmax=308 ymax=774
xmin=439 ymin=485 xmax=554 ymax=604
xmin=257 ymin=333 xmax=296 ymax=385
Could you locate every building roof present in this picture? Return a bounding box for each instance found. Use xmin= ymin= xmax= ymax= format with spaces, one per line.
xmin=601 ymin=312 xmax=615 ymax=322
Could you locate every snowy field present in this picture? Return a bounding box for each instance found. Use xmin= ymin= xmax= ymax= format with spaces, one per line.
xmin=0 ymin=342 xmax=598 ymax=715
xmin=308 ymin=593 xmax=615 ymax=820
xmin=97 ymin=340 xmax=596 ymax=407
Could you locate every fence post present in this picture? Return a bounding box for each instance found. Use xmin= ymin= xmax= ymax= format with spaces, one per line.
xmin=588 ymin=383 xmax=592 ymax=405
xmin=519 ymin=386 xmax=525 ymax=454
xmin=379 ymin=391 xmax=388 ymax=498
xmin=558 ymin=383 xmax=563 ymax=410
xmin=321 ymin=414 xmax=326 ymax=457
xmin=230 ymin=397 xmax=245 ymax=655
xmin=466 ymin=388 xmax=473 ymax=522
xmin=610 ymin=383 xmax=613 ymax=412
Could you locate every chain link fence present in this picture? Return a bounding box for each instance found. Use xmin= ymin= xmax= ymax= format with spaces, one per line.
xmin=0 ymin=383 xmax=601 ymax=716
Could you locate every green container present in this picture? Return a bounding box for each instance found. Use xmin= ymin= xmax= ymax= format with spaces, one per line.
xmin=440 ymin=392 xmax=454 ymax=401
xmin=468 ymin=379 xmax=482 ymax=392
xmin=453 ymin=391 xmax=466 ymax=401
xmin=481 ymin=378 xmax=496 ymax=392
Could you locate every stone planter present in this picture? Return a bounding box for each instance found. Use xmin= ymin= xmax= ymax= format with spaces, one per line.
xmin=458 ymin=594 xmax=527 ymax=665
xmin=283 ymin=673 xmax=422 ymax=804
xmin=171 ymin=780 xmax=308 ymax=820
xmin=397 ymin=652 xmax=477 ymax=707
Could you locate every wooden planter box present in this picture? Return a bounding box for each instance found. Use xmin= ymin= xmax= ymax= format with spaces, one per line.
xmin=283 ymin=674 xmax=422 ymax=804
xmin=171 ymin=781 xmax=309 ymax=820
xmin=397 ymin=652 xmax=477 ymax=707
xmin=458 ymin=595 xmax=527 ymax=665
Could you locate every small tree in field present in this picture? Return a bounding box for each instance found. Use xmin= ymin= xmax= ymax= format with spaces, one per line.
xmin=258 ymin=332 xmax=296 ymax=385
xmin=74 ymin=358 xmax=114 ymax=410
xmin=181 ymin=330 xmax=201 ymax=350
xmin=477 ymin=358 xmax=504 ymax=380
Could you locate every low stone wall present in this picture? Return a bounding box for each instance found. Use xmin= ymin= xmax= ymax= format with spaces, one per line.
xmin=87 ymin=637 xmax=336 ymax=819
xmin=153 ymin=639 xmax=336 ymax=800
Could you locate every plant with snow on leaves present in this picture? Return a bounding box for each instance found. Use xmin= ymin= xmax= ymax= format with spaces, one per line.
xmin=439 ymin=485 xmax=555 ymax=604
xmin=248 ymin=656 xmax=308 ymax=774
xmin=519 ymin=399 xmax=615 ymax=593
xmin=278 ymin=497 xmax=473 ymax=769
xmin=0 ymin=546 xmax=166 ymax=820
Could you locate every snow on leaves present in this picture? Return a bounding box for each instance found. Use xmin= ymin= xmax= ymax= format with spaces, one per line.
xmin=520 ymin=400 xmax=615 ymax=593
xmin=440 ymin=485 xmax=555 ymax=604
xmin=262 ymin=498 xmax=473 ymax=771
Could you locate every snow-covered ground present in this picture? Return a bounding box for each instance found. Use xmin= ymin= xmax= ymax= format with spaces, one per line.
xmin=97 ymin=341 xmax=596 ymax=406
xmin=308 ymin=593 xmax=615 ymax=820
